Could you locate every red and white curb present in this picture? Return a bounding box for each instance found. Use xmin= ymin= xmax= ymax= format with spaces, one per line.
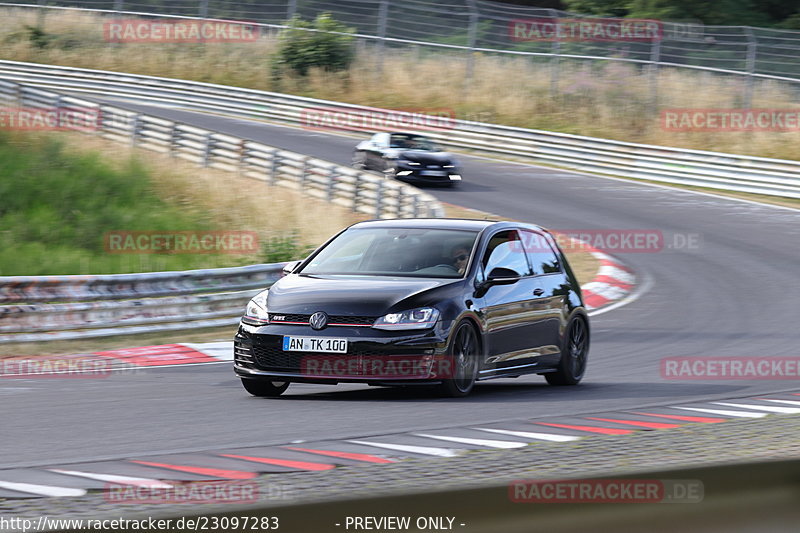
xmin=580 ymin=249 xmax=637 ymax=311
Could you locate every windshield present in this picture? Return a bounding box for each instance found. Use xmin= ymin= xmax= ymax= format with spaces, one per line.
xmin=389 ymin=133 xmax=440 ymax=151
xmin=300 ymin=227 xmax=478 ymax=278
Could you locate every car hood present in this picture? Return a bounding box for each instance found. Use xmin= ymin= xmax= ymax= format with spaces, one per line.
xmin=266 ymin=274 xmax=456 ymax=316
xmin=397 ymin=150 xmax=454 ymax=164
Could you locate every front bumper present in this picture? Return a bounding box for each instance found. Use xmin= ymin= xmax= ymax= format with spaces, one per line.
xmin=392 ymin=166 xmax=462 ymax=185
xmin=234 ymin=324 xmax=450 ymax=384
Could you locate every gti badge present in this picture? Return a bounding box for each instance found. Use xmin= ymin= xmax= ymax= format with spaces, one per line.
xmin=309 ymin=311 xmax=328 ymax=330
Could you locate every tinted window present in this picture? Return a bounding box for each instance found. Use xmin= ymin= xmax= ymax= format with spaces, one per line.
xmin=520 ymin=230 xmax=561 ymax=275
xmin=389 ymin=134 xmax=439 ymax=151
xmin=482 ymin=230 xmax=530 ymax=277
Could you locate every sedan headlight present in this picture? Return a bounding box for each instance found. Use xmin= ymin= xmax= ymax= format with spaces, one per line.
xmin=373 ymin=307 xmax=440 ymax=330
xmin=397 ymin=159 xmax=420 ymax=166
xmin=243 ymin=291 xmax=269 ymax=325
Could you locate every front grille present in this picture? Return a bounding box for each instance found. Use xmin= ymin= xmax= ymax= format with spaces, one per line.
xmin=252 ymin=345 xmax=351 ymax=373
xmin=268 ymin=313 xmax=375 ymax=327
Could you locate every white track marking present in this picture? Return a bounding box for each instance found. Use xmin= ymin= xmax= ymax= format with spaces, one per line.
xmin=347 ymin=440 xmax=460 ymax=457
xmin=414 ymin=433 xmax=527 ymax=449
xmin=713 ymin=402 xmax=800 ymax=414
xmin=49 ymin=469 xmax=173 ymax=488
xmin=761 ymin=399 xmax=800 ymax=407
xmin=474 ymin=428 xmax=580 ymax=442
xmin=0 ymin=480 xmax=86 ymax=497
xmin=674 ymin=407 xmax=766 ymax=418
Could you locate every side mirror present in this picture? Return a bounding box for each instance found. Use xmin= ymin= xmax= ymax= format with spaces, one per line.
xmin=486 ymin=267 xmax=520 ymax=285
xmin=282 ymin=260 xmax=301 ymax=275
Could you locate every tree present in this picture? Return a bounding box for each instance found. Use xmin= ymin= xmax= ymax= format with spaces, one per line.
xmin=274 ymin=13 xmax=356 ymax=76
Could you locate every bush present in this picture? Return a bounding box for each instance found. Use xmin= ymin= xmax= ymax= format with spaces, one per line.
xmin=274 ymin=13 xmax=355 ymax=76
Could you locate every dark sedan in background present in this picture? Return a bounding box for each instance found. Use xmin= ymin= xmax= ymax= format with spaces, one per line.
xmin=234 ymin=219 xmax=589 ymax=397
xmin=352 ymin=132 xmax=463 ymax=186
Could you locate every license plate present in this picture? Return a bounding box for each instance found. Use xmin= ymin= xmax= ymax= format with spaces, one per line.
xmin=420 ymin=170 xmax=446 ymax=176
xmin=282 ymin=336 xmax=348 ymax=353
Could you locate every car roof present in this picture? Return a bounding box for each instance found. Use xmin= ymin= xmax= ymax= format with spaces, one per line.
xmin=348 ymin=218 xmax=548 ymax=233
xmin=379 ymin=132 xmax=431 ymax=137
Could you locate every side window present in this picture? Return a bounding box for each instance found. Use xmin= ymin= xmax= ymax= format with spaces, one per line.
xmin=372 ymin=133 xmax=389 ymax=148
xmin=482 ymin=230 xmax=531 ymax=277
xmin=520 ymin=230 xmax=561 ymax=275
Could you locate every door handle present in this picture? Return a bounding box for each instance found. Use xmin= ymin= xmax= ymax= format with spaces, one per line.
xmin=533 ymin=288 xmax=545 ymax=296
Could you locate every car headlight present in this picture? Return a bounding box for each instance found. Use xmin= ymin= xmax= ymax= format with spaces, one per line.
xmin=397 ymin=159 xmax=420 ymax=166
xmin=373 ymin=307 xmax=440 ymax=330
xmin=243 ymin=291 xmax=269 ymax=325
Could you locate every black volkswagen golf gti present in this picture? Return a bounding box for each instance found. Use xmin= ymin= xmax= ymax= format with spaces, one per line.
xmin=234 ymin=219 xmax=589 ymax=397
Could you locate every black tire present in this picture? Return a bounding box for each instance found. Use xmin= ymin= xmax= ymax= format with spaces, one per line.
xmin=546 ymin=315 xmax=589 ymax=386
xmin=437 ymin=321 xmax=480 ymax=397
xmin=241 ymin=378 xmax=290 ymax=397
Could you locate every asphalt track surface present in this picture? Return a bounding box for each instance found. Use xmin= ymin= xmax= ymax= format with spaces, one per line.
xmin=2 ymin=102 xmax=798 ymax=469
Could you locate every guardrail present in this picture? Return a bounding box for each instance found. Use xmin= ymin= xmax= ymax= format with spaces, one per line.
xmin=1 ymin=60 xmax=798 ymax=199
xmin=0 ymin=264 xmax=284 ymax=343
xmin=0 ymin=75 xmax=444 ymax=343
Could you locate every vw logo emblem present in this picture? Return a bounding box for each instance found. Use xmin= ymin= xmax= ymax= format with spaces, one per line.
xmin=309 ymin=311 xmax=328 ymax=330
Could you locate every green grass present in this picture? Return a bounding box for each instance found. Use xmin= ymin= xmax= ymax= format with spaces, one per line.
xmin=0 ymin=132 xmax=305 ymax=275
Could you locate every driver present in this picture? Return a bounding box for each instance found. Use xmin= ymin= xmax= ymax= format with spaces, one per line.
xmin=450 ymin=245 xmax=470 ymax=275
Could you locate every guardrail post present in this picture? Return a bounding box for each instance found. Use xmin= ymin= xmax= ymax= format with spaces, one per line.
xmin=202 ymin=133 xmax=213 ymax=167
xmin=36 ymin=0 xmax=46 ymax=31
xmin=352 ymin=173 xmax=363 ymax=212
xmin=375 ymin=0 xmax=389 ymax=75
xmin=464 ymin=0 xmax=479 ymax=94
xmin=298 ymin=157 xmax=308 ymax=190
xmin=410 ymin=193 xmax=419 ymax=218
xmin=549 ymin=9 xmax=560 ymax=96
xmin=648 ymin=38 xmax=661 ymax=114
xmin=327 ymin=166 xmax=337 ymax=202
xmin=286 ymin=0 xmax=297 ymax=20
xmin=199 ymin=0 xmax=209 ymax=19
xmin=168 ymin=123 xmax=179 ymax=156
xmin=744 ymin=28 xmax=757 ymax=108
xmin=130 ymin=114 xmax=141 ymax=146
xmin=14 ymin=82 xmax=22 ymax=106
xmin=269 ymin=149 xmax=279 ymax=185
xmin=52 ymin=95 xmax=62 ymax=129
xmin=113 ymin=0 xmax=124 ymax=13
xmin=374 ymin=179 xmax=384 ymax=218
xmin=237 ymin=140 xmax=246 ymax=177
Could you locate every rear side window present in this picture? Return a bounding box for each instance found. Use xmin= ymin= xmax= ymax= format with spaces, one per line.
xmin=482 ymin=230 xmax=531 ymax=277
xmin=520 ymin=230 xmax=561 ymax=275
